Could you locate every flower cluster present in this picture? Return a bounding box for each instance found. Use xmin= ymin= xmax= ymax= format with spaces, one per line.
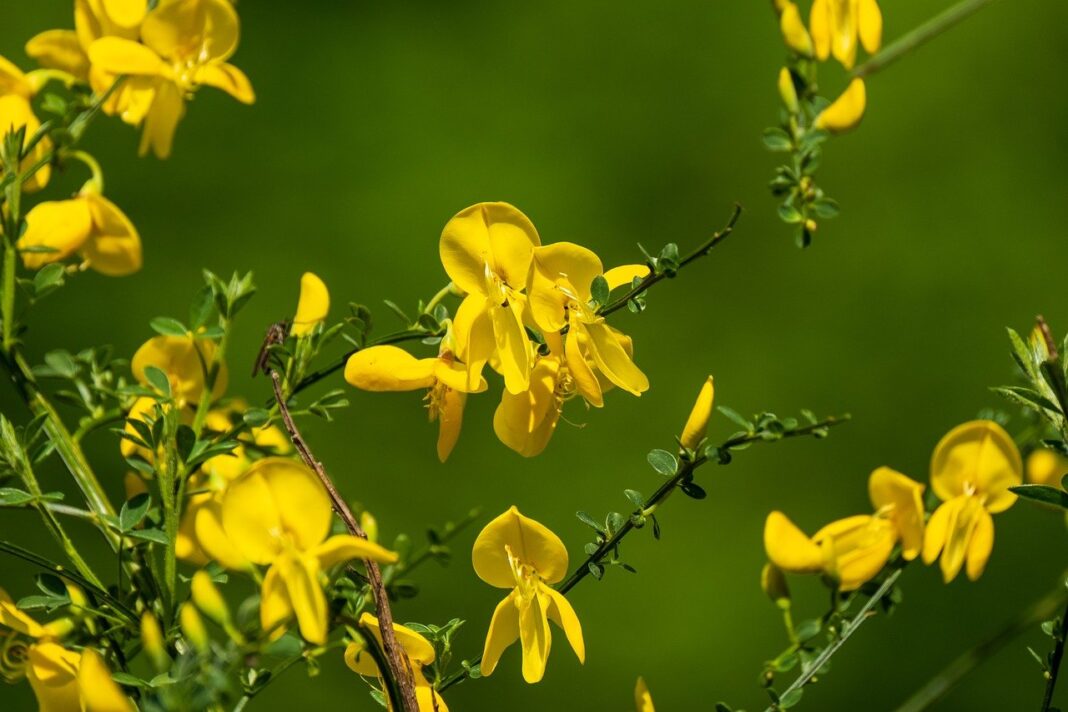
xmin=345 ymin=201 xmax=651 ymax=461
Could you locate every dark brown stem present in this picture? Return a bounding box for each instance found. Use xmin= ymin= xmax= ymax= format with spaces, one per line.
xmin=268 ymin=369 xmax=418 ymax=712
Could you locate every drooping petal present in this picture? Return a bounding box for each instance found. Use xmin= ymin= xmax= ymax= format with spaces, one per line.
xmin=195 ymin=62 xmax=255 ymax=104
xmin=26 ymin=642 xmax=81 ymax=712
xmin=433 ymin=359 xmax=487 ymax=394
xmin=77 ymin=647 xmax=134 ymax=712
xmin=141 ymin=0 xmax=240 ymax=63
xmin=528 ymin=242 xmax=604 ymax=332
xmin=965 ymin=507 xmax=994 ymax=581
xmin=0 ymin=55 xmax=32 ymax=98
xmin=543 ymin=585 xmax=584 ymax=664
xmin=218 ymin=463 xmax=283 ymax=565
xmin=813 ymin=515 xmax=894 ymax=591
xmin=193 ymin=497 xmax=251 ymax=570
xmin=351 ymin=612 xmax=436 ymax=669
xmin=472 ymin=506 xmax=569 ymax=588
xmin=291 ymin=272 xmax=330 ymax=337
xmin=764 ymin=511 xmax=824 ymax=573
xmin=680 ymin=376 xmax=715 ymax=450
xmin=493 ymin=357 xmax=561 ymax=457
xmin=857 ymin=0 xmax=883 ymax=54
xmin=452 ymin=294 xmax=494 ymax=390
xmin=259 ymin=563 xmax=292 ymax=639
xmin=518 ymin=591 xmax=552 ymax=683
xmin=83 ymin=193 xmax=143 ymax=276
xmin=25 ymin=30 xmax=90 ymax=79
xmin=344 ymin=345 xmax=437 ymax=391
xmin=829 ymin=0 xmax=858 ymax=68
xmin=780 ymin=1 xmax=814 ymax=56
xmin=939 ymin=495 xmax=983 ymax=583
xmin=583 ymin=321 xmax=649 ymax=396
xmin=138 ymin=79 xmax=185 ymax=159
xmin=809 ymin=0 xmax=832 ymax=61
xmin=921 ymin=498 xmax=954 ymax=566
xmin=814 ymin=78 xmax=866 ymax=134
xmin=277 ymin=552 xmax=329 ymax=645
xmin=867 ymin=466 xmax=925 ymax=560
xmin=490 ymin=300 xmax=532 ymax=394
xmin=436 ymin=388 xmax=466 ymax=462
xmin=930 ymin=420 xmax=1022 ymax=512
xmin=87 ymin=37 xmax=166 ymax=76
xmin=480 ymin=591 xmax=520 ymax=677
xmin=20 ymin=199 xmax=94 ymax=270
xmin=313 ymin=534 xmax=398 ymax=569
xmin=565 ymin=330 xmax=602 ymax=408
xmin=0 ymin=587 xmax=45 ymax=637
xmin=176 ymin=493 xmax=210 ymax=565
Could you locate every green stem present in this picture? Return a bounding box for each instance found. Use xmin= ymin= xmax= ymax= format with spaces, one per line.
xmin=2 ymin=239 xmax=15 ymax=352
xmin=423 ymin=281 xmax=455 ymax=315
xmin=192 ymin=318 xmax=231 ymax=436
xmin=894 ymin=586 xmax=1067 ymax=712
xmin=853 ymin=0 xmax=1000 ymax=78
xmin=1042 ymin=596 xmax=1068 ymax=712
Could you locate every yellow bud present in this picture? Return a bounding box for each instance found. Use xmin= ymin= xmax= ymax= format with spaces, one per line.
xmin=815 ymin=79 xmax=866 ymax=134
xmin=65 ymin=583 xmax=88 ymax=611
xmin=779 ymin=2 xmax=813 ymax=56
xmin=191 ymin=571 xmax=231 ymax=627
xmin=777 ymin=67 xmax=799 ymax=114
xmin=41 ymin=617 xmax=76 ymax=639
xmin=291 ymin=272 xmax=330 ymax=337
xmin=761 ymin=563 xmax=791 ymax=610
xmin=804 ymin=219 xmax=818 ymax=233
xmin=140 ymin=613 xmax=169 ymax=671
xmin=360 ymin=511 xmax=379 ymax=543
xmin=680 ymin=376 xmax=715 ymax=451
xmin=179 ymin=603 xmax=209 ymax=654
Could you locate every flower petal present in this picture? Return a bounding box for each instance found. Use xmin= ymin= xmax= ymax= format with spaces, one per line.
xmin=493 ymin=357 xmax=561 ymax=458
xmin=345 ymin=345 xmax=437 ymax=391
xmin=195 ymin=62 xmax=255 ymax=104
xmin=138 ymin=79 xmax=185 ymax=159
xmin=472 ymin=506 xmax=569 ymax=587
xmin=680 ymin=376 xmax=715 ymax=450
xmin=635 ymin=677 xmax=655 ymax=712
xmin=0 ymin=587 xmax=45 ymax=637
xmin=965 ymin=507 xmax=994 ymax=581
xmin=764 ymin=511 xmax=823 ymax=573
xmin=480 ymin=591 xmax=520 ymax=677
xmin=313 ymin=534 xmax=398 ymax=568
xmin=809 ymin=0 xmax=832 ymax=61
xmin=940 ymin=495 xmax=983 ymax=583
xmin=20 ymin=199 xmax=94 ymax=270
xmin=519 ymin=590 xmax=552 ymax=683
xmin=930 ymin=420 xmax=1022 ymax=513
xmin=193 ymin=496 xmax=251 ymax=570
xmin=867 ymin=466 xmax=925 ymax=560
xmin=26 ymin=643 xmax=81 ymax=712
xmin=77 ymin=647 xmax=134 ymax=712
xmin=436 ymin=387 xmax=466 ymax=462
xmin=813 ymin=515 xmax=894 ymax=591
xmin=814 ymin=78 xmax=866 ymax=134
xmin=1026 ymin=448 xmax=1068 ymax=488
xmin=543 ymin=585 xmax=584 ymax=664
xmin=259 ymin=563 xmax=292 ymax=639
xmin=491 ymin=300 xmax=532 ymax=394
xmin=142 ymin=0 xmax=239 ymax=63
xmin=583 ymin=321 xmax=649 ymax=396
xmin=857 ymin=0 xmax=883 ymax=54
xmin=87 ymin=37 xmax=165 ymax=76
xmin=25 ymin=30 xmax=90 ymax=78
xmin=528 ymin=242 xmax=603 ymax=332
xmin=922 ymin=498 xmax=954 ymax=566
xmin=291 ymin=272 xmax=329 ymax=336
xmin=452 ymin=294 xmax=494 ymax=390
xmin=83 ymin=193 xmax=142 ymax=276
xmin=278 ymin=553 xmax=328 ymax=645
xmin=565 ymin=330 xmax=602 ymax=408
xmin=258 ymin=458 xmax=333 ymax=552
xmin=603 ymin=264 xmax=650 ymax=291
xmin=353 ymin=612 xmax=436 ymax=668
xmin=219 ymin=463 xmax=283 ymax=565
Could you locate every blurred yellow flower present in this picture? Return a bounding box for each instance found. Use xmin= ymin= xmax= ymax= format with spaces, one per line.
xmin=87 ymin=0 xmax=254 ymax=158
xmin=814 ymin=78 xmax=866 ymax=133
xmin=344 ymin=612 xmax=450 ymax=712
xmin=291 ymin=272 xmax=330 ymax=337
xmin=923 ymin=420 xmax=1022 ymax=582
xmin=201 ymin=458 xmax=397 ymax=644
xmin=20 ymin=190 xmax=142 ymax=276
xmin=1026 ymin=447 xmax=1068 ymax=488
xmin=680 ymin=376 xmax=714 ymax=451
xmin=778 ymin=67 xmax=799 ymax=114
xmin=473 ymin=506 xmax=584 ymax=683
xmin=0 ymin=59 xmax=52 ymax=192
xmin=779 ymin=1 xmax=813 ymax=56
xmin=810 ymin=0 xmax=882 ymax=69
xmin=635 ymin=677 xmax=655 ymax=712
xmin=440 ymin=202 xmax=540 ymax=394
xmin=132 ymin=333 xmax=228 ymax=406
xmin=765 ymin=467 xmax=925 ymax=591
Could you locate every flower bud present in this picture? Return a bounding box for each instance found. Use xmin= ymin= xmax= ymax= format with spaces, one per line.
xmin=777 ymin=68 xmax=799 ymax=114
xmin=291 ymin=272 xmax=330 ymax=337
xmin=680 ymin=376 xmax=715 ymax=450
xmin=41 ymin=617 xmax=76 ymax=639
xmin=360 ymin=511 xmax=379 ymax=543
xmin=779 ymin=2 xmax=813 ymax=56
xmin=761 ymin=563 xmax=791 ymax=610
xmin=179 ymin=603 xmax=209 ymax=654
xmin=191 ymin=571 xmax=231 ymax=627
xmin=804 ymin=219 xmax=818 ymax=233
xmin=64 ymin=583 xmax=88 ymax=612
xmin=140 ymin=612 xmax=169 ymax=671
xmin=815 ymin=79 xmax=866 ymax=134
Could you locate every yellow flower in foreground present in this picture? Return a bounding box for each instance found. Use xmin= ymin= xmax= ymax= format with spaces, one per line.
xmin=200 ymin=458 xmax=397 ymax=644
xmin=779 ymin=1 xmax=813 ymax=56
xmin=345 ymin=342 xmax=487 ymax=461
xmin=440 ymin=202 xmax=540 ymax=394
xmin=528 ymin=241 xmax=650 ymax=402
xmin=20 ymin=189 xmax=142 ymax=276
xmin=473 ymin=506 xmax=584 ymax=683
xmin=0 ymin=66 xmax=51 ymax=192
xmin=923 ymin=420 xmax=1022 ymax=582
xmin=810 ymin=0 xmax=882 ymax=69
xmin=814 ymin=78 xmax=866 ymax=134
xmin=132 ymin=333 xmax=228 ymax=406
xmin=765 ymin=467 xmax=925 ymax=591
xmin=1 ymin=588 xmax=133 ymax=712
xmin=87 ymin=0 xmax=254 ymax=158
xmin=493 ymin=354 xmax=564 ymax=458
xmin=291 ymin=272 xmax=330 ymax=336
xmin=344 ymin=613 xmax=449 ymax=712
xmin=1026 ymin=447 xmax=1068 ymax=488
xmin=680 ymin=376 xmax=715 ymax=450
xmin=635 ymin=677 xmax=655 ymax=712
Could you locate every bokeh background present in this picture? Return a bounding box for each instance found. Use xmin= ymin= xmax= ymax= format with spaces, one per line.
xmin=3 ymin=0 xmax=1068 ymax=709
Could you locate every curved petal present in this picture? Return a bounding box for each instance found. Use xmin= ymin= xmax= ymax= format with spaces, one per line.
xmin=543 ymin=585 xmax=584 ymax=664
xmin=867 ymin=466 xmax=925 ymax=560
xmin=343 ymin=640 xmax=381 ymax=677
xmin=87 ymin=37 xmax=166 ymax=76
xmin=20 ymin=199 xmax=93 ymax=270
xmin=635 ymin=677 xmax=655 ymax=712
xmin=291 ymin=272 xmax=329 ymax=336
xmin=921 ymin=498 xmax=954 ymax=566
xmin=83 ymin=193 xmax=142 ymax=276
xmin=583 ymin=321 xmax=649 ymax=396
xmin=528 ymin=242 xmax=603 ymax=332
xmin=102 ymin=0 xmax=147 ymax=28
xmin=196 ymin=62 xmax=255 ymax=104
xmin=259 ymin=563 xmax=292 ymax=639
xmin=857 ymin=0 xmax=883 ymax=55
xmin=176 ymin=494 xmax=209 ymax=565
xmin=491 ymin=301 xmax=532 ymax=394
xmin=77 ymin=647 xmax=134 ymax=712
xmin=138 ymin=79 xmax=185 ymax=159
xmin=25 ymin=30 xmax=90 ymax=79
xmin=219 ymin=464 xmax=283 ymax=565
xmin=0 ymin=588 xmax=45 ymax=637
xmin=344 ymin=345 xmax=436 ymax=391
xmin=780 ymin=1 xmax=814 ymax=56
xmin=680 ymin=376 xmax=715 ymax=450
xmin=131 ymin=334 xmax=222 ymax=405
xmin=493 ymin=357 xmax=561 ymax=458
xmin=313 ymin=534 xmax=398 ymax=569
xmin=440 ymin=204 xmax=493 ymax=295
xmin=0 ymin=55 xmax=31 ymax=98
xmin=433 ymin=359 xmax=487 ymax=394
xmin=814 ymin=515 xmax=894 ymax=591
xmin=603 ymin=264 xmax=649 ymax=291
xmin=279 ymin=553 xmax=328 ymax=645
xmin=565 ymin=330 xmax=602 ymax=408
xmin=930 ymin=420 xmax=1022 ymax=512
xmin=472 ymin=506 xmax=569 ymax=588
xmin=452 ymin=294 xmax=494 ymax=390
xmin=480 ymin=591 xmax=520 ymax=677
xmin=519 ymin=590 xmax=552 ymax=683
xmin=940 ymin=495 xmax=982 ymax=583
xmin=486 ymin=203 xmax=540 ymax=288
xmin=26 ymin=643 xmax=81 ymax=712
xmin=965 ymin=507 xmax=994 ymax=581
xmin=256 ymin=458 xmax=333 ymax=552
xmin=436 ymin=388 xmax=466 ymax=462
xmin=764 ymin=511 xmax=823 ymax=573
xmin=353 ymin=612 xmax=436 ymax=668
xmin=814 ymin=78 xmax=866 ymax=134
xmin=809 ymin=0 xmax=832 ymax=61
xmin=142 ymin=0 xmax=240 ymax=63
xmin=193 ymin=497 xmax=250 ymax=570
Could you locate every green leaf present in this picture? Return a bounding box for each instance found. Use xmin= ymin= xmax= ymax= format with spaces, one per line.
xmin=810 ymin=198 xmax=840 ymax=219
xmin=717 ymin=406 xmax=753 ymax=430
xmin=575 ymin=511 xmax=604 ymax=533
xmin=795 ymin=618 xmax=821 ymax=642
xmin=762 ymin=127 xmax=793 ymax=152
xmin=127 ymin=528 xmax=169 ymax=545
xmin=1009 ymin=484 xmax=1068 ymax=510
xmin=0 ymin=488 xmax=35 ymax=505
xmin=112 ymin=672 xmax=151 ymax=689
xmin=590 ymin=275 xmax=610 ymax=306
xmin=243 ymin=408 xmax=270 ymax=427
xmin=142 ymin=365 xmax=171 ymax=397
xmin=778 ymin=203 xmax=803 ymax=224
xmin=623 ymin=489 xmax=645 ymax=509
xmin=189 ymin=286 xmax=215 ymax=330
xmin=149 ymin=317 xmax=188 ymax=337
xmin=779 ymin=688 xmax=804 ymax=708
xmin=32 ymin=263 xmax=66 ymax=296
xmin=119 ymin=493 xmax=151 ymax=531
xmin=647 ymin=449 xmax=678 ymax=476
xmin=43 ymin=351 xmax=77 ymax=379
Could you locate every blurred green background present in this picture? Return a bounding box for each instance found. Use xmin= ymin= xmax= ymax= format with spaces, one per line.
xmin=3 ymin=0 xmax=1068 ymax=709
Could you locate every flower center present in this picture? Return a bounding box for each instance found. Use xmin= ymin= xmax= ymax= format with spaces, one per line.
xmin=505 ymin=545 xmax=539 ymax=600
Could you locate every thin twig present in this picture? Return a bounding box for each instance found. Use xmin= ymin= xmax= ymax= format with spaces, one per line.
xmin=1042 ymin=597 xmax=1068 ymax=712
xmin=267 ymin=367 xmax=419 ymax=712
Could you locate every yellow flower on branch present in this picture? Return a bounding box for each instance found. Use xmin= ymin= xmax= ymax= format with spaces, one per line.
xmin=635 ymin=677 xmax=655 ymax=712
xmin=87 ymin=0 xmax=254 ymax=158
xmin=680 ymin=375 xmax=715 ymax=451
xmin=1026 ymin=447 xmax=1068 ymax=488
xmin=493 ymin=353 xmax=565 ymax=458
xmin=923 ymin=420 xmax=1022 ymax=582
xmin=809 ymin=0 xmax=882 ymax=70
xmin=473 ymin=506 xmax=584 ymax=683
xmin=345 ymin=341 xmax=487 ymax=461
xmin=765 ymin=467 xmax=925 ymax=591
xmin=1 ymin=588 xmax=133 ymax=712
xmin=344 ymin=613 xmax=450 ymax=712
xmin=199 ymin=457 xmax=397 ymax=644
xmin=132 ymin=333 xmax=228 ymax=406
xmin=440 ymin=202 xmax=541 ymax=394
xmin=779 ymin=1 xmax=813 ymax=56
xmin=814 ymin=78 xmax=866 ymax=134
xmin=0 ymin=59 xmax=52 ymax=192
xmin=291 ymin=272 xmax=330 ymax=337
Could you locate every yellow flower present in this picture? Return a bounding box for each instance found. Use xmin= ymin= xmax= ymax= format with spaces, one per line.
xmin=344 ymin=612 xmax=449 ymax=712
xmin=20 ymin=189 xmax=142 ymax=276
xmin=635 ymin=677 xmax=655 ymax=712
xmin=814 ymin=78 xmax=866 ymax=133
xmin=1 ymin=588 xmax=133 ymax=712
xmin=777 ymin=67 xmax=799 ymax=114
xmin=291 ymin=272 xmax=330 ymax=337
xmin=528 ymin=241 xmax=650 ymax=402
xmin=765 ymin=467 xmax=925 ymax=591
xmin=345 ymin=343 xmax=487 ymax=462
xmin=199 ymin=458 xmax=397 ymax=644
xmin=923 ymin=420 xmax=1022 ymax=582
xmin=493 ymin=354 xmax=565 ymax=458
xmin=87 ymin=0 xmax=254 ymax=158
xmin=809 ymin=0 xmax=882 ymax=69
xmin=1026 ymin=447 xmax=1068 ymax=488
xmin=473 ymin=506 xmax=584 ymax=683
xmin=0 ymin=60 xmax=52 ymax=192
xmin=779 ymin=1 xmax=813 ymax=56
xmin=680 ymin=376 xmax=715 ymax=450
xmin=132 ymin=333 xmax=228 ymax=406
xmin=440 ymin=202 xmax=541 ymax=394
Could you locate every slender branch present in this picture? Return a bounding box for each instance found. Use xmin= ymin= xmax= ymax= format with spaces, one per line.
xmin=894 ymin=586 xmax=1067 ymax=712
xmin=597 ymin=203 xmax=743 ymax=318
xmin=765 ymin=568 xmax=904 ymax=711
xmin=853 ymin=0 xmax=1000 ymax=78
xmin=1042 ymin=597 xmax=1068 ymax=712
xmin=268 ymin=367 xmax=419 ymax=712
